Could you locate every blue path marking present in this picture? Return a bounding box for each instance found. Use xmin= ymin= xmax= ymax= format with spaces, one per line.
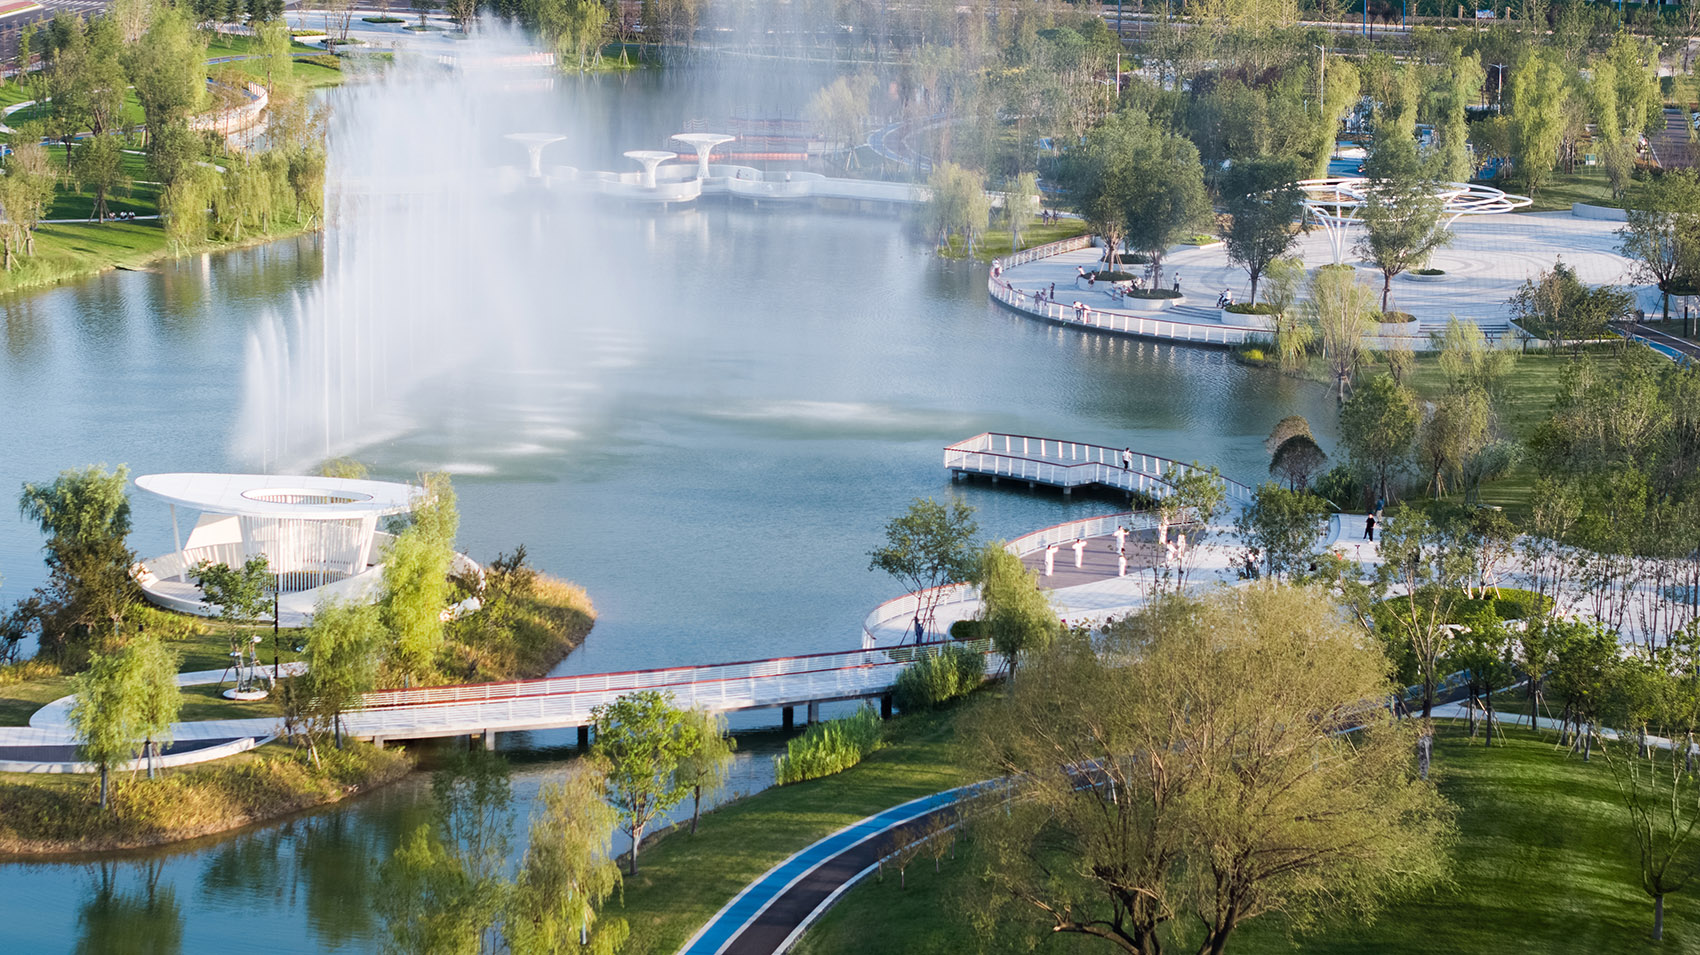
xmin=677 ymin=785 xmax=971 ymax=955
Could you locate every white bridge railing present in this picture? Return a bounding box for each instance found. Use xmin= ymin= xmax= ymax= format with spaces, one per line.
xmin=989 ymin=275 xmax=1257 ymax=346
xmin=945 ymin=432 xmax=1254 ymax=506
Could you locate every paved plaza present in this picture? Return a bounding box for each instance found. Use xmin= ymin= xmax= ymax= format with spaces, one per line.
xmin=1002 ymin=210 xmax=1677 ymax=335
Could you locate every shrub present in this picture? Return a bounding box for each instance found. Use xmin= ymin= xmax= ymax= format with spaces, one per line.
xmin=1225 ymin=302 xmax=1278 ymax=314
xmin=1380 ymin=311 xmax=1417 ymax=324
xmin=1313 ymin=464 xmax=1365 ymax=511
xmin=300 ymin=54 xmax=342 ymax=70
xmin=1240 ymin=348 xmax=1266 ymax=362
xmin=893 ymin=646 xmax=985 ymax=713
xmin=1090 ymin=270 xmax=1136 ymax=282
xmin=1185 ymin=234 xmax=1218 ymax=245
xmin=774 ymin=707 xmax=884 ymax=785
xmin=1115 ymin=252 xmax=1150 ymax=265
xmin=948 ymin=619 xmax=984 ymax=641
xmin=1124 ymin=287 xmax=1183 ymax=299
xmin=362 ymin=15 xmax=406 ymax=22
xmin=1413 ymin=268 xmax=1445 ymax=276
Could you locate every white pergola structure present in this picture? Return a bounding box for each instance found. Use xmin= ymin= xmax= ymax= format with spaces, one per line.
xmin=132 ymin=473 xmax=419 ymax=618
xmin=623 ymin=150 xmax=676 ymax=189
xmin=1297 ymin=176 xmax=1533 ymax=264
xmin=671 ymin=133 xmax=735 ymax=179
xmin=504 ymin=132 xmax=566 ymax=178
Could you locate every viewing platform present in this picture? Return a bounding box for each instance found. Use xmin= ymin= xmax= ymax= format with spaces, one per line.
xmin=944 ymin=432 xmax=1255 ymax=506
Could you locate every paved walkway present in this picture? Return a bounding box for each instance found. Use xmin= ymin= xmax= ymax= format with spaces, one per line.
xmin=678 ymin=786 xmax=971 ymax=955
xmin=1000 ymin=212 xmax=1675 ymax=337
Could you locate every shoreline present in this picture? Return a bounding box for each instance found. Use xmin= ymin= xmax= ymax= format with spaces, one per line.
xmin=0 ymin=221 xmax=324 ymax=301
xmin=0 ymin=574 xmax=596 ymax=859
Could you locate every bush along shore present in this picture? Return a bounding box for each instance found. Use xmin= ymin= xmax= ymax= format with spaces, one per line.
xmin=0 ymin=742 xmax=412 ymax=857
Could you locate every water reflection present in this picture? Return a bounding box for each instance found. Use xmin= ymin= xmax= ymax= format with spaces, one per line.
xmin=74 ymin=861 xmax=183 ymax=955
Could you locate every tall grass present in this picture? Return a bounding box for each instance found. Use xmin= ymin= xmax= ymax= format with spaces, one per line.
xmin=892 ymin=647 xmax=986 ymax=714
xmin=774 ymin=707 xmax=885 ymax=785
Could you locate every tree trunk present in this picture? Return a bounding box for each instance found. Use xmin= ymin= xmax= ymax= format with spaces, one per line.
xmin=691 ymin=787 xmax=702 ymax=835
xmin=1381 ymin=273 xmax=1392 ymax=313
xmin=629 ymin=823 xmax=643 ymax=875
xmin=99 ymin=766 xmax=109 ymax=810
xmin=1422 ymin=678 xmax=1434 ymax=719
xmin=1654 ymin=892 xmax=1665 ymax=940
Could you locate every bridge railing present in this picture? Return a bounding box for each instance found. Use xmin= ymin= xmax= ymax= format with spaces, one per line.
xmin=998 ymin=233 xmax=1094 ymax=269
xmin=945 ymin=432 xmax=1254 ymax=506
xmin=989 ymin=277 xmax=1257 ymax=347
xmin=358 ymin=647 xmax=901 ymax=711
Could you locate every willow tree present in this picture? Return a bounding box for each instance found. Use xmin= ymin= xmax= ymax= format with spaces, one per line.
xmin=1508 ymin=50 xmax=1570 ymax=197
xmin=974 ymin=544 xmax=1056 ymax=680
xmin=969 ymin=584 xmax=1453 ymax=954
xmin=379 ymin=472 xmax=459 ymax=685
xmin=507 ymin=759 xmax=628 ymax=955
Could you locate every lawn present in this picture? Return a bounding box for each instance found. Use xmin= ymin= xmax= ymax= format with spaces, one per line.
xmin=612 ymin=697 xmax=979 ymax=955
xmin=0 ymin=615 xmax=303 ymax=727
xmin=1514 ymin=168 xmax=1653 ymax=214
xmin=1379 ymin=343 xmax=1621 ymax=517
xmin=795 ymin=722 xmax=1700 ymax=955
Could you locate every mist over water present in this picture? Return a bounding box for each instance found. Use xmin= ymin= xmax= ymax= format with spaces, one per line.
xmin=237 ymin=29 xmax=631 ymax=470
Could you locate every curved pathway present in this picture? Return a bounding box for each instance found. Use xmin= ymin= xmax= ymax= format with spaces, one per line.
xmin=677 ymin=786 xmax=973 ymax=955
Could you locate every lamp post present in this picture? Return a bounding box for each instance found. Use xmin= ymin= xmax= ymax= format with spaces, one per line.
xmin=1491 ymin=63 xmax=1507 ymax=113
xmin=272 ymin=589 xmax=280 ymax=683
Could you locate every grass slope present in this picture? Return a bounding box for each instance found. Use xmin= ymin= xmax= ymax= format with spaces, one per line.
xmin=614 ymin=699 xmax=977 ymax=954
xmin=796 ymin=723 xmax=1700 ymax=955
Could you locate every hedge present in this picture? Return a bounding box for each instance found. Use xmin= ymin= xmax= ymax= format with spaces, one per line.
xmin=774 ymin=707 xmax=885 ymax=785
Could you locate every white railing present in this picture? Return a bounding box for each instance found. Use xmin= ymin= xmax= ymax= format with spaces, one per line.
xmin=1004 ymin=511 xmax=1161 ymax=556
xmin=344 ymin=650 xmax=914 ymax=739
xmin=860 ymin=582 xmax=978 ymax=649
xmin=999 ymin=233 xmax=1094 ymax=269
xmin=990 ymin=276 xmax=1256 ymax=346
xmin=358 ymin=647 xmax=899 ymax=710
xmin=945 ymin=432 xmax=1255 ymax=506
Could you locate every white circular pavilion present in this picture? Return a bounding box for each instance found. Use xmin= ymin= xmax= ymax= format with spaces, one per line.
xmin=1297 ymin=176 xmax=1533 ymax=264
xmin=132 ymin=473 xmax=419 ymax=620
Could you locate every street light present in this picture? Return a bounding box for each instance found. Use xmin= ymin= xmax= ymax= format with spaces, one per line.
xmin=1491 ymin=63 xmax=1508 ymax=113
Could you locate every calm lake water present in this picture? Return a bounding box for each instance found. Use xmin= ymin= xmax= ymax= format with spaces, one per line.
xmin=0 ymin=64 xmax=1339 ymax=952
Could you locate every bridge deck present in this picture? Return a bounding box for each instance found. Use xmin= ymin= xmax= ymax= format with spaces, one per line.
xmin=945 ymin=432 xmax=1254 ymax=505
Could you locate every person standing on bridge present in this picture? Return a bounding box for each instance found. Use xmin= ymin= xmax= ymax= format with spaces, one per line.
xmin=1121 ymin=448 xmax=1132 ymax=470
xmin=1072 ymin=537 xmax=1087 ymax=569
xmin=913 ymin=616 xmax=925 ymax=643
xmin=1044 ymin=543 xmax=1059 ymax=576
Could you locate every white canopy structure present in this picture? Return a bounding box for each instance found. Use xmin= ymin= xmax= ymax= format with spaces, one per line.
xmin=1298 ymin=176 xmax=1532 ymax=264
xmin=133 ymin=473 xmax=420 ymax=620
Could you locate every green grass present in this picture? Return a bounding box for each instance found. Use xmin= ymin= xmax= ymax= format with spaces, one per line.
xmin=613 ymin=698 xmax=978 ymax=954
xmin=944 ymin=219 xmax=1090 ymax=261
xmin=796 ymin=722 xmax=1700 ymax=955
xmin=203 ymin=34 xmax=322 ymax=58
xmin=1381 ymin=344 xmax=1621 ymax=517
xmin=0 ymin=615 xmax=303 ymax=727
xmin=1515 ymin=168 xmax=1654 ymax=214
xmin=221 ymin=57 xmax=345 ymax=90
xmin=6 ymin=90 xmax=145 ymax=128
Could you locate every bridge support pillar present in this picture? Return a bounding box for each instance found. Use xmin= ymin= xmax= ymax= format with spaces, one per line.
xmin=1063 ymin=487 xmax=1072 ymax=497
xmin=1027 ymin=481 xmax=1035 ymax=489
xmin=577 ymin=725 xmax=590 ymax=751
xmin=783 ymin=706 xmax=795 ymax=732
xmin=372 ymin=737 xmax=385 ymax=750
xmin=483 ymin=728 xmax=496 ymax=751
xmin=880 ymin=694 xmax=893 ymax=719
xmin=807 ymin=701 xmax=820 ymax=724
xmin=990 ymin=476 xmax=998 ymax=484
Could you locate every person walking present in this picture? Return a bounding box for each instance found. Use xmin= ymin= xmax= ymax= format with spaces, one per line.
xmin=1364 ymin=514 xmax=1376 ymax=541
xmin=1121 ymin=447 xmax=1133 ymax=470
xmin=1172 ymin=272 xmax=1181 ymax=293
